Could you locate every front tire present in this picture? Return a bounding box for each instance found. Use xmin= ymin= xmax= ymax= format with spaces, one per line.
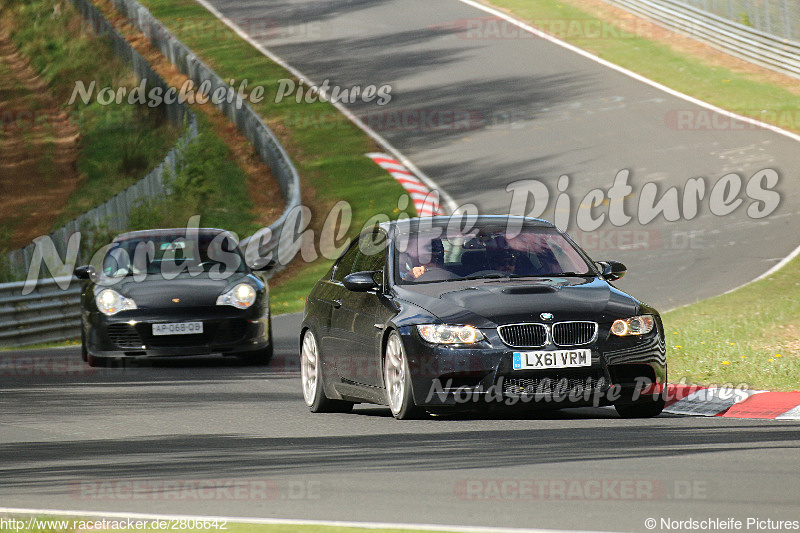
xmin=300 ymin=330 xmax=353 ymax=413
xmin=81 ymin=328 xmax=88 ymax=362
xmin=86 ymin=352 xmax=108 ymax=368
xmin=383 ymin=332 xmax=425 ymax=420
xmin=237 ymin=317 xmax=274 ymax=365
xmin=614 ymin=396 xmax=665 ymax=418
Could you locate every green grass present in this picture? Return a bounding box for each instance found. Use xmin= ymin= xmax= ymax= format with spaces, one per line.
xmin=53 ymin=104 xmax=181 ymax=228
xmin=134 ymin=0 xmax=410 ymax=313
xmin=488 ymin=0 xmax=800 ymax=132
xmin=2 ymin=0 xmax=273 ymax=266
xmin=0 ymin=338 xmax=81 ymax=352
xmin=663 ymin=257 xmax=800 ymax=391
xmin=126 ymin=113 xmax=261 ymax=235
xmin=2 ymin=0 xmax=181 ymax=233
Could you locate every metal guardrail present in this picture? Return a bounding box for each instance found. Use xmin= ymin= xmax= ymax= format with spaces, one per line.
xmin=0 ymin=0 xmax=304 ymax=348
xmin=605 ymin=0 xmax=800 ymax=79
xmin=665 ymin=0 xmax=797 ymax=41
xmin=0 ymin=278 xmax=81 ymax=349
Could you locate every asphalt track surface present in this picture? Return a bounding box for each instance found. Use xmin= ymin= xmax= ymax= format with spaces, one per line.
xmin=2 ymin=313 xmax=800 ymax=532
xmin=205 ymin=0 xmax=800 ymax=311
xmin=4 ymin=1 xmax=800 ymax=531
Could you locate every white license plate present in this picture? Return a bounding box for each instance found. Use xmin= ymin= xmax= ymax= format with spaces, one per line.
xmin=513 ymin=349 xmax=592 ymax=370
xmin=152 ymin=322 xmax=203 ymax=336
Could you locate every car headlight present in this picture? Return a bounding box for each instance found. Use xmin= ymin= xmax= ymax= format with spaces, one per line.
xmin=216 ymin=283 xmax=257 ymax=309
xmin=417 ymin=324 xmax=485 ymax=344
xmin=95 ymin=289 xmax=137 ymax=316
xmin=611 ymin=315 xmax=655 ymax=336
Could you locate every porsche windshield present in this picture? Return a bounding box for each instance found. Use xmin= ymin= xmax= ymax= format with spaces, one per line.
xmin=102 ymin=234 xmax=246 ymax=277
xmin=395 ymin=226 xmax=592 ymax=284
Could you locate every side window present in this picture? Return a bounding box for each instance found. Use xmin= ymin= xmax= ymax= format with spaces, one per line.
xmin=331 ymin=241 xmax=360 ymax=283
xmin=352 ymin=231 xmax=387 ymax=274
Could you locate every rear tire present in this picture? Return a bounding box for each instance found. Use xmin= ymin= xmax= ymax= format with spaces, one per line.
xmin=300 ymin=330 xmax=353 ymax=413
xmin=614 ymin=396 xmax=665 ymax=418
xmin=384 ymin=332 xmax=426 ymax=420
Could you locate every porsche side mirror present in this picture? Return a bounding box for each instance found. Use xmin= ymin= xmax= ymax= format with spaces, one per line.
xmin=599 ymin=261 xmax=627 ymax=281
xmin=343 ymin=271 xmax=380 ymax=292
xmin=74 ymin=265 xmax=96 ymax=280
xmin=251 ymin=258 xmax=276 ymax=271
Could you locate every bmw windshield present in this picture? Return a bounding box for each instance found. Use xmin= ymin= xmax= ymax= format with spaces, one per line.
xmin=395 ymin=225 xmax=593 ymax=284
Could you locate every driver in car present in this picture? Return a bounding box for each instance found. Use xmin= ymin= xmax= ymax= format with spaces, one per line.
xmin=405 ymin=239 xmax=445 ymax=280
xmin=488 ymin=250 xmax=517 ymax=274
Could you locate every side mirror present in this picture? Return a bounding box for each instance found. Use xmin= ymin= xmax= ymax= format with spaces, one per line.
xmin=343 ymin=271 xmax=380 ymax=292
xmin=599 ymin=261 xmax=627 ymax=281
xmin=74 ymin=265 xmax=96 ymax=280
xmin=251 ymin=258 xmax=276 ymax=271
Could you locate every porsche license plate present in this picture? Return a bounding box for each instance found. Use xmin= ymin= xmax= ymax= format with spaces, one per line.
xmin=152 ymin=322 xmax=203 ymax=336
xmin=513 ymin=349 xmax=591 ymax=370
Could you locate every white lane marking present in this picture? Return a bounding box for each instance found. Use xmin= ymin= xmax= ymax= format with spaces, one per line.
xmin=0 ymin=508 xmax=612 ymax=533
xmin=455 ymin=1 xmax=800 ymax=298
xmin=456 ymin=0 xmax=800 ymax=143
xmin=190 ymin=0 xmax=458 ymax=215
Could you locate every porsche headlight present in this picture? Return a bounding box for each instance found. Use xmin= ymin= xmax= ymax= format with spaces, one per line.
xmin=216 ymin=283 xmax=257 ymax=309
xmin=611 ymin=315 xmax=655 ymax=336
xmin=417 ymin=324 xmax=484 ymax=344
xmin=95 ymin=289 xmax=137 ymax=316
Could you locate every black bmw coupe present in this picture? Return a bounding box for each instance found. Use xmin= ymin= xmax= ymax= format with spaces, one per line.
xmin=300 ymin=216 xmax=666 ymax=419
xmin=75 ymin=228 xmax=274 ymax=367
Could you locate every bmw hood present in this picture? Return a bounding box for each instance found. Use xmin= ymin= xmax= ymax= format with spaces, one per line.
xmin=395 ymin=277 xmax=640 ymax=328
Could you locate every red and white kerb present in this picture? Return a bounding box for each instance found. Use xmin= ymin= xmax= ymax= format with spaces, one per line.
xmin=367 ymin=153 xmax=444 ymax=217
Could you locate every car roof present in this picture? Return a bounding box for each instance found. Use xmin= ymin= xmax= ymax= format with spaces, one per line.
xmin=379 ymin=215 xmax=556 ymax=234
xmin=112 ymin=228 xmax=235 ymax=242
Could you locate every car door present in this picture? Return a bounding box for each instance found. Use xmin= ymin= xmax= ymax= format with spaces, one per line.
xmin=346 ymin=234 xmax=395 ymax=388
xmin=318 ymin=240 xmax=360 ymax=374
xmin=329 ymin=230 xmax=393 ymax=388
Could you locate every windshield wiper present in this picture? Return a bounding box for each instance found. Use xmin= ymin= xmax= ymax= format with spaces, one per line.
xmin=455 ymin=273 xmax=507 ymax=281
xmin=549 ymin=272 xmax=595 ymax=277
